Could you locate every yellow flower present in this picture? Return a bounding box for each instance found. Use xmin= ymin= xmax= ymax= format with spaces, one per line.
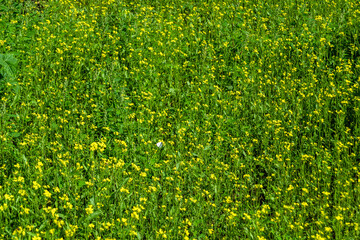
xmin=32 ymin=181 xmax=41 ymax=190
xmin=85 ymin=205 xmax=94 ymax=215
xmin=44 ymin=190 xmax=52 ymax=198
xmin=325 ymin=227 xmax=332 ymax=232
xmin=90 ymin=142 xmax=98 ymax=151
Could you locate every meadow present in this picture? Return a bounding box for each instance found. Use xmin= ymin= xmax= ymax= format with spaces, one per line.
xmin=0 ymin=0 xmax=360 ymax=239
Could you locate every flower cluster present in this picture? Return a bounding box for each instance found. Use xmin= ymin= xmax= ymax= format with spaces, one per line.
xmin=0 ymin=0 xmax=359 ymax=239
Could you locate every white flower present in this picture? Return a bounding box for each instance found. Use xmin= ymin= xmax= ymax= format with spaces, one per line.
xmin=156 ymin=142 xmax=163 ymax=148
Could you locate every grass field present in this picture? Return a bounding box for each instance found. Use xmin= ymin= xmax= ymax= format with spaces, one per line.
xmin=0 ymin=0 xmax=360 ymax=239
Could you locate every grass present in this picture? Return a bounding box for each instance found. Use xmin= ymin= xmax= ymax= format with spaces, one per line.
xmin=0 ymin=0 xmax=359 ymax=239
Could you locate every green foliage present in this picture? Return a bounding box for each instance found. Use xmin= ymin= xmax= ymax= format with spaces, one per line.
xmin=0 ymin=0 xmax=360 ymax=239
xmin=0 ymin=53 xmax=18 ymax=96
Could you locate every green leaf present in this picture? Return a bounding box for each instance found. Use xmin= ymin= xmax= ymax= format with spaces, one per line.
xmin=78 ymin=180 xmax=86 ymax=188
xmin=38 ymin=220 xmax=48 ymax=231
xmin=22 ymin=154 xmax=28 ymax=165
xmin=10 ymin=132 xmax=21 ymax=137
xmin=51 ymin=122 xmax=59 ymax=130
xmin=27 ymin=232 xmax=37 ymax=237
xmin=85 ymin=211 xmax=102 ymax=222
xmin=136 ymin=232 xmax=142 ymax=240
xmin=0 ymin=53 xmax=17 ymax=80
xmin=57 ymin=213 xmax=66 ymax=219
